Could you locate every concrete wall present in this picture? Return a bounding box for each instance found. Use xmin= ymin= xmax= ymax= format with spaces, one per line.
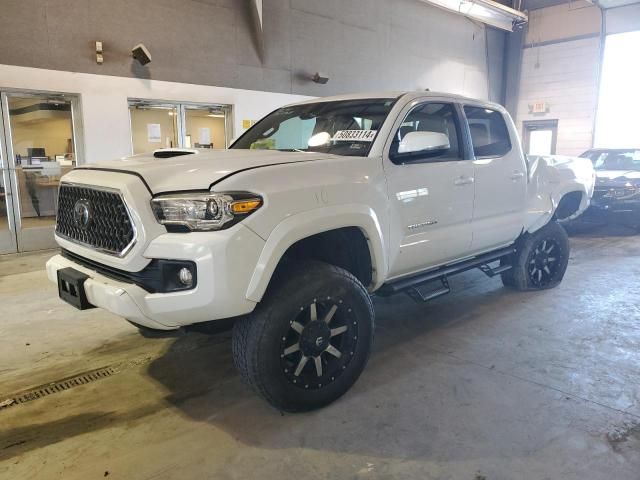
xmin=515 ymin=1 xmax=602 ymax=156
xmin=0 ymin=0 xmax=502 ymax=100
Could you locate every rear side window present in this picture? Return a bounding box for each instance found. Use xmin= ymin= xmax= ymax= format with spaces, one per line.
xmin=464 ymin=106 xmax=511 ymax=158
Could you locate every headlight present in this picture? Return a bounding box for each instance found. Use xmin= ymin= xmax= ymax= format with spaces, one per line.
xmin=151 ymin=192 xmax=262 ymax=231
xmin=604 ymin=184 xmax=640 ymax=200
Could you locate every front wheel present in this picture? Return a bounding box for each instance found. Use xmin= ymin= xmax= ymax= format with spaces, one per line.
xmin=232 ymin=261 xmax=374 ymax=412
xmin=502 ymin=221 xmax=570 ymax=291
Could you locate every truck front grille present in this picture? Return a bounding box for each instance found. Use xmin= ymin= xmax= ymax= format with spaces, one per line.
xmin=593 ymin=186 xmax=635 ymax=200
xmin=56 ymin=183 xmax=136 ymax=256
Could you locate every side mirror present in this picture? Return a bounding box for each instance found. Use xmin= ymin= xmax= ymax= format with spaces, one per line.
xmin=398 ymin=131 xmax=450 ymax=155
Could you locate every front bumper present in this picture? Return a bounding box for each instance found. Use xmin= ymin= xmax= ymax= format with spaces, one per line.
xmin=573 ymin=199 xmax=640 ymax=226
xmin=47 ymin=224 xmax=266 ymax=330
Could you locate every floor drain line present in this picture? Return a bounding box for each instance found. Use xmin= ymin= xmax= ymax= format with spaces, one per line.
xmin=0 ymin=365 xmax=120 ymax=410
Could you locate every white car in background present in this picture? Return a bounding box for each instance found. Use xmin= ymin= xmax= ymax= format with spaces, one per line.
xmin=47 ymin=92 xmax=595 ymax=411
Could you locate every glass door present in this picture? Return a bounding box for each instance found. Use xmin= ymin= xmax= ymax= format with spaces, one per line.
xmin=128 ymin=100 xmax=233 ymax=153
xmin=128 ymin=102 xmax=179 ymax=154
xmin=183 ymin=105 xmax=231 ymax=149
xmin=1 ymin=92 xmax=80 ymax=252
xmin=0 ymin=112 xmax=18 ymax=253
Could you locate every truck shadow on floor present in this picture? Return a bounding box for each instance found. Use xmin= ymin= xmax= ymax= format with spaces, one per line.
xmin=140 ymin=270 xmax=553 ymax=458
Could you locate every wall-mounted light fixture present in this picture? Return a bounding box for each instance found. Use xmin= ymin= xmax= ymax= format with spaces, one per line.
xmin=131 ymin=44 xmax=152 ymax=65
xmin=311 ymin=72 xmax=330 ymax=84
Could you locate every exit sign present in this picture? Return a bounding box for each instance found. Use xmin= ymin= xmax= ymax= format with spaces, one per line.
xmin=531 ymin=102 xmax=548 ymax=114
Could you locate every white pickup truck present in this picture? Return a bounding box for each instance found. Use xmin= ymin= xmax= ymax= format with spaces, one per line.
xmin=47 ymin=92 xmax=595 ymax=411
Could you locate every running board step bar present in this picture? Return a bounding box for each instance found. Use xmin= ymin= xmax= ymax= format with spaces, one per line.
xmin=406 ymin=276 xmax=450 ymax=303
xmin=377 ymin=245 xmax=516 ymax=301
xmin=478 ymin=263 xmax=513 ymax=277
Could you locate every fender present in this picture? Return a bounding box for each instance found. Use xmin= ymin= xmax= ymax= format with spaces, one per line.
xmin=245 ymin=204 xmax=387 ymax=302
xmin=524 ymin=155 xmax=595 ymax=233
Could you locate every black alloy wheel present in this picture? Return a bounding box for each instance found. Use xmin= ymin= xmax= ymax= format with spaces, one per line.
xmin=501 ymin=220 xmax=570 ymax=291
xmin=280 ymin=298 xmax=357 ymax=390
xmin=526 ymin=238 xmax=561 ymax=288
xmin=232 ymin=261 xmax=374 ymax=412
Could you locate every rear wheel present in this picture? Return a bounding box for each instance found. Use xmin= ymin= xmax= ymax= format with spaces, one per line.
xmin=232 ymin=261 xmax=374 ymax=412
xmin=502 ymin=221 xmax=570 ymax=291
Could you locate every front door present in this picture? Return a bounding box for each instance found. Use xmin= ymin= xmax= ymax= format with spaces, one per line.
xmin=383 ymin=101 xmax=475 ymax=279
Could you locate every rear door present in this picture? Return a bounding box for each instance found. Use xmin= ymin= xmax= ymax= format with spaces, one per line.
xmin=383 ymin=100 xmax=475 ymax=278
xmin=463 ymin=105 xmax=527 ymax=252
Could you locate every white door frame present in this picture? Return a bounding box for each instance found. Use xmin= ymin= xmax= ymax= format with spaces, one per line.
xmin=0 ymin=89 xmax=84 ymax=253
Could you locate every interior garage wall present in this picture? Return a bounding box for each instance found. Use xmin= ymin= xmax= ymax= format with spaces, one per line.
xmin=0 ymin=0 xmax=503 ymax=101
xmin=515 ymin=0 xmax=602 ymax=156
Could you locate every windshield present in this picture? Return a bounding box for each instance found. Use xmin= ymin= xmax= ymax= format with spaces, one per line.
xmin=231 ymin=98 xmax=397 ymax=156
xmin=581 ymin=149 xmax=640 ymax=171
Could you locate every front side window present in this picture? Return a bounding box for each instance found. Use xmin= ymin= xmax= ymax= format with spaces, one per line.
xmin=231 ymin=98 xmax=397 ymax=157
xmin=389 ymin=102 xmax=461 ymax=163
xmin=464 ymin=106 xmax=511 ymax=158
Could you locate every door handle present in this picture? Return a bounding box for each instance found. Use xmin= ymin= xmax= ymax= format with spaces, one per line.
xmin=454 ymin=176 xmax=474 ymax=186
xmin=510 ymin=170 xmax=525 ymax=180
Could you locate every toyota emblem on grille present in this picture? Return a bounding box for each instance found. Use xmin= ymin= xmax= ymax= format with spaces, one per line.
xmin=73 ymin=199 xmax=92 ymax=229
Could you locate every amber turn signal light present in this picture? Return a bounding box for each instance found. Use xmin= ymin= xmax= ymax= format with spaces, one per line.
xmin=230 ymin=199 xmax=262 ymax=214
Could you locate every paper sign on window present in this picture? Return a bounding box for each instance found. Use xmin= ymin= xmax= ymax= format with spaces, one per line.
xmin=199 ymin=128 xmax=211 ymax=145
xmin=332 ymin=130 xmax=377 ymax=142
xmin=147 ymin=124 xmax=161 ymax=143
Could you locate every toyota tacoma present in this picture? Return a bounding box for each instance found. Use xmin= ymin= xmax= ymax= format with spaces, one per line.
xmin=47 ymin=92 xmax=595 ymax=411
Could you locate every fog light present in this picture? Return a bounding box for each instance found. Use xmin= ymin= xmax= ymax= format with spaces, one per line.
xmin=178 ymin=267 xmax=193 ymax=287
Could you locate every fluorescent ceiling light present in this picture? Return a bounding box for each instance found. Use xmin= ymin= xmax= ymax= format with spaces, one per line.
xmin=419 ymin=0 xmax=528 ymax=31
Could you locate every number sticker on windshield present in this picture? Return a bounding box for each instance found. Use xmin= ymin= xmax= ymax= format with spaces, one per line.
xmin=332 ymin=130 xmax=377 ymax=142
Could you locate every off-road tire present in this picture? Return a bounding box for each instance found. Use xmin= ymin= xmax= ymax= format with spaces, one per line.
xmin=501 ymin=220 xmax=570 ymax=291
xmin=232 ymin=261 xmax=374 ymax=412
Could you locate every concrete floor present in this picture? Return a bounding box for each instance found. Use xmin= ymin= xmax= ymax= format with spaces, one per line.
xmin=1 ymin=229 xmax=640 ymax=480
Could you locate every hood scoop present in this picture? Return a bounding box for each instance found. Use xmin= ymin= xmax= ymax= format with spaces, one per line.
xmin=153 ymin=148 xmax=198 ymax=159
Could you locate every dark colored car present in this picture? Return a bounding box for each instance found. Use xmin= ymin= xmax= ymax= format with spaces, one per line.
xmin=574 ymin=148 xmax=640 ymax=229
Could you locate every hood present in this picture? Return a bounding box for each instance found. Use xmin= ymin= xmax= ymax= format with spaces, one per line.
xmin=77 ymin=149 xmax=333 ymax=193
xmin=595 ymin=170 xmax=640 ymax=186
